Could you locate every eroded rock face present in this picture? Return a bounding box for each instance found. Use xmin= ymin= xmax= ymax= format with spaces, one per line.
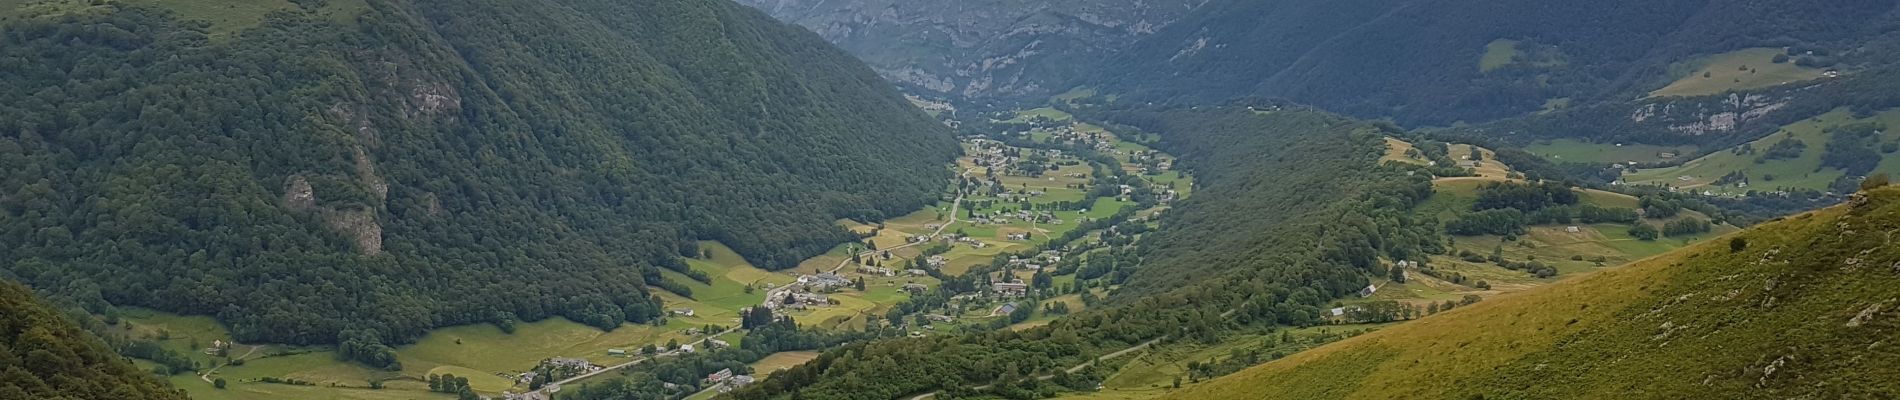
xmin=1631 ymin=93 xmax=1788 ymax=136
xmin=323 ymin=207 xmax=384 ymax=256
xmin=283 ymin=175 xmax=317 ymax=211
xmin=735 ymin=0 xmax=1205 ymax=99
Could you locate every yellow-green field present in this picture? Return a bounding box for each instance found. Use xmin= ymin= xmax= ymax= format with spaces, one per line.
xmin=1625 ymin=107 xmax=1900 ymax=193
xmin=1649 ymin=47 xmax=1825 ymax=98
xmin=1479 ymin=39 xmax=1520 ymax=72
xmin=1379 ymin=137 xmax=1427 ymax=166
xmin=1524 ymin=138 xmax=1696 ymax=165
xmin=1399 ymin=143 xmax=1730 ymax=304
xmin=751 ymin=351 xmax=820 ymax=377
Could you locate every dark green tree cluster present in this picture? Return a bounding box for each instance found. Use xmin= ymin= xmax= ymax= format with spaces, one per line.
xmin=1821 ymin=122 xmax=1886 ymax=177
xmin=1473 ymin=181 xmax=1578 ymax=212
xmin=0 ymin=0 xmax=954 ymax=361
xmin=0 ymin=281 xmax=190 ymax=400
xmin=1662 ymin=218 xmax=1713 ymax=237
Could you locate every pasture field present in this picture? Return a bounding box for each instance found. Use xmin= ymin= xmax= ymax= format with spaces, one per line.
xmin=1626 ymin=108 xmax=1900 ymax=193
xmin=1524 ymin=138 xmax=1695 ymax=165
xmin=751 ymin=351 xmax=821 ymax=377
xmin=1478 ymin=39 xmax=1519 ymax=72
xmin=1649 ymin=47 xmax=1825 ymax=98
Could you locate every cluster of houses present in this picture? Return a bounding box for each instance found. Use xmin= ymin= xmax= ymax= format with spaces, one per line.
xmin=993 ymin=282 xmax=1029 ymax=297
xmin=706 ymin=368 xmax=757 ymax=393
xmin=1004 ymin=252 xmax=1059 ymax=272
xmin=797 ymin=272 xmax=850 ymax=291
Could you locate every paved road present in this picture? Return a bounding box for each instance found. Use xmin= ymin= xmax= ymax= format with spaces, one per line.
xmin=198 ymin=344 xmax=262 ymax=383
xmin=524 ymin=325 xmax=742 ymax=399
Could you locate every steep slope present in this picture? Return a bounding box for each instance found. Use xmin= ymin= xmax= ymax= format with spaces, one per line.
xmin=1095 ymin=0 xmax=1898 ymax=126
xmin=0 ymin=281 xmax=189 ymax=400
xmin=0 ymin=0 xmax=956 ymax=353
xmin=1170 ymin=186 xmax=1900 ymax=399
xmin=734 ymin=0 xmax=1204 ymax=100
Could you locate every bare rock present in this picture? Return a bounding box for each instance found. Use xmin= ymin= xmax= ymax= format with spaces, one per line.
xmin=282 ymin=175 xmax=316 ymax=211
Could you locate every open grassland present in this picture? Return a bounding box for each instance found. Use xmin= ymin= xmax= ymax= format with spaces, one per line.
xmin=751 ymin=351 xmax=821 ymax=377
xmin=130 ymin=308 xmax=698 ymax=398
xmin=1379 ymin=137 xmax=1426 ymax=165
xmin=1170 ymin=189 xmax=1900 ymax=399
xmin=1445 ymin=144 xmax=1512 ymax=179
xmin=1096 ymin=323 xmax=1396 ymax=399
xmin=1524 ymin=138 xmax=1695 ymax=165
xmin=168 ymin=374 xmax=453 ymax=400
xmin=1478 ymin=39 xmax=1519 ymax=72
xmin=1405 ymin=150 xmax=1727 ymax=300
xmin=1650 ymin=47 xmax=1825 ymax=98
xmin=1626 ymin=108 xmax=1900 ymax=193
xmin=1005 ymin=107 xmax=1077 ymax=123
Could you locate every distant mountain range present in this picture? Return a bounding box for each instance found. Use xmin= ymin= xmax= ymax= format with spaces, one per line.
xmin=733 ymin=0 xmax=1207 ymax=100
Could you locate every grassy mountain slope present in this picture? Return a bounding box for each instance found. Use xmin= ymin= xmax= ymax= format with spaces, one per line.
xmin=1625 ymin=107 xmax=1900 ymax=194
xmin=0 ymin=281 xmax=189 ymax=400
xmin=1168 ymin=187 xmax=1900 ymax=399
xmin=0 ymin=0 xmax=955 ymax=349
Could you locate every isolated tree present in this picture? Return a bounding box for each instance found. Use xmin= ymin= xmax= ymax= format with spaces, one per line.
xmin=214 ymin=378 xmax=226 ymax=389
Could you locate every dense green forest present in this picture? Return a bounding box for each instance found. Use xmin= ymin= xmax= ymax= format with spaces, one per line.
xmin=1093 ymin=0 xmax=1897 ymax=126
xmin=0 ymin=281 xmax=190 ymax=399
xmin=720 ymin=106 xmax=1441 ymax=400
xmin=0 ymin=0 xmax=955 ymax=362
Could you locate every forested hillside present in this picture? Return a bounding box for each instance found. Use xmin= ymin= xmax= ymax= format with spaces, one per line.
xmin=1096 ymin=0 xmax=1897 ymax=126
xmin=0 ymin=281 xmax=190 ymax=400
xmin=1170 ymin=184 xmax=1900 ymax=399
xmin=0 ymin=0 xmax=955 ymax=359
xmin=1098 ymin=105 xmax=1441 ymax=301
xmin=723 ymin=106 xmax=1441 ymax=400
xmin=734 ymin=0 xmax=1202 ymax=100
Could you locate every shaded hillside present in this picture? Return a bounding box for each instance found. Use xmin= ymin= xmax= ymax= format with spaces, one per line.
xmin=735 ymin=0 xmax=1203 ymax=100
xmin=0 ymin=0 xmax=955 ymax=354
xmin=1094 ymin=0 xmax=1898 ymax=126
xmin=0 ymin=281 xmax=189 ymax=400
xmin=1169 ymin=186 xmax=1900 ymax=399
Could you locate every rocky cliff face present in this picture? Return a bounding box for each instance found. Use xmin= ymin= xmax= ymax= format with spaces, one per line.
xmin=738 ymin=0 xmax=1205 ymax=100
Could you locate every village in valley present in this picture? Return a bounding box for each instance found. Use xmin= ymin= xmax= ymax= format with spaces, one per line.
xmin=126 ymin=105 xmax=1194 ymax=400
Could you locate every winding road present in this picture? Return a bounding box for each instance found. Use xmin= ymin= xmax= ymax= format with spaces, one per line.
xmin=198 ymin=344 xmax=261 ymax=383
xmin=826 ymin=168 xmax=974 ymax=275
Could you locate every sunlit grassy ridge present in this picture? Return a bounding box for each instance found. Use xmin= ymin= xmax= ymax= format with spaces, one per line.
xmin=1169 ymin=187 xmax=1900 ymax=399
